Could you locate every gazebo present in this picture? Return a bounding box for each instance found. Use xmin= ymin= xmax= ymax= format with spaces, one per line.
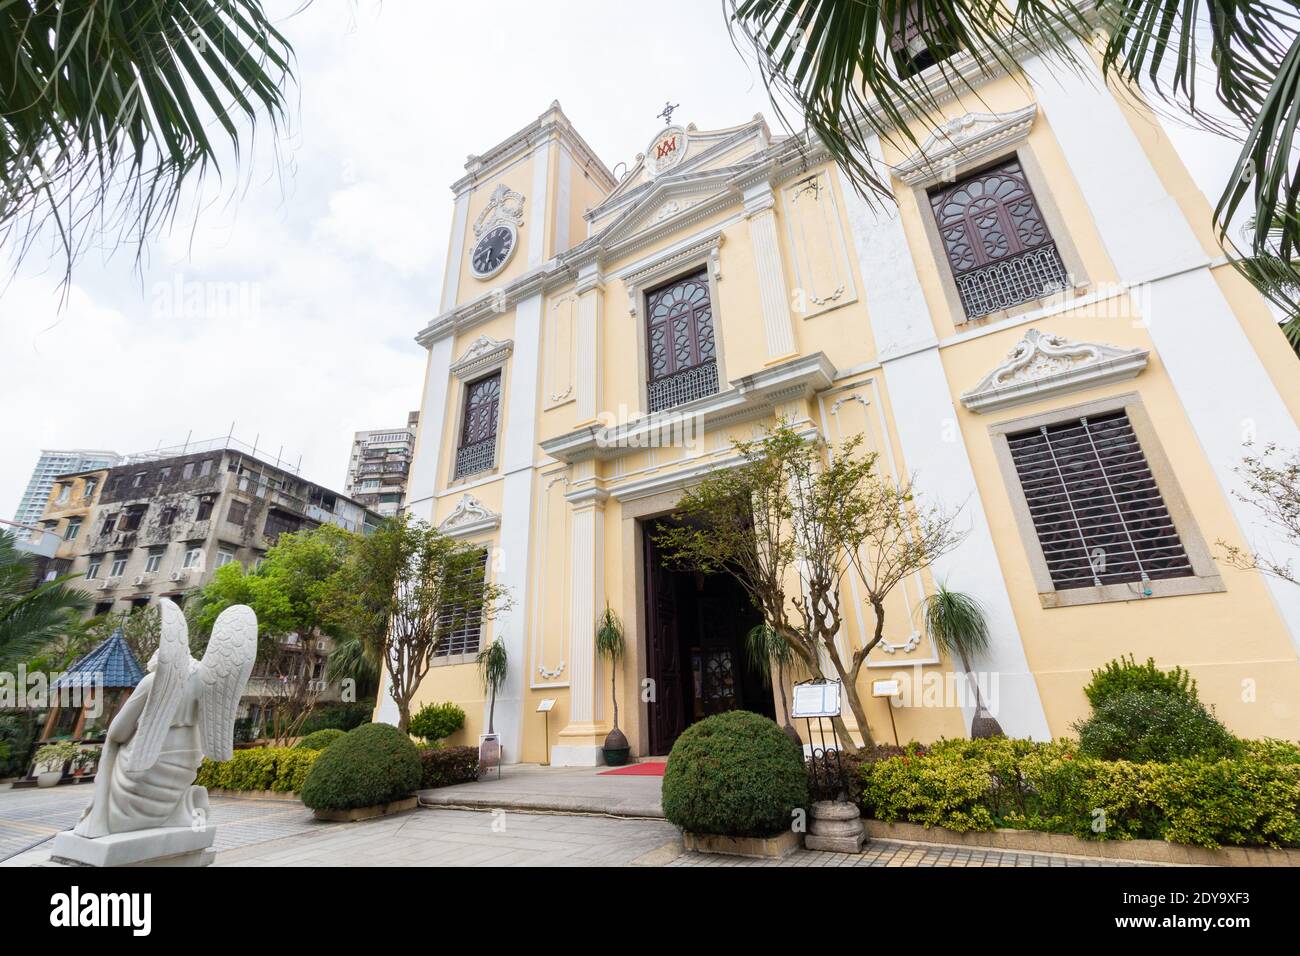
xmin=27 ymin=628 xmax=144 ymax=785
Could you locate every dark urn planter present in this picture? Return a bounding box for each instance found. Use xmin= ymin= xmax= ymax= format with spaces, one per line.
xmin=602 ymin=728 xmax=630 ymax=766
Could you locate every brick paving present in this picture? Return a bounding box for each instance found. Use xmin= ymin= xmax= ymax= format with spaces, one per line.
xmin=670 ymin=839 xmax=1144 ymax=867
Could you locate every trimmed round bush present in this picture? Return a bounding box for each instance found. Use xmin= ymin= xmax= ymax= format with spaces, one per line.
xmin=295 ymin=728 xmax=345 ymax=751
xmin=409 ymin=701 xmax=466 ymax=745
xmin=662 ymin=710 xmax=808 ymax=837
xmin=300 ymin=722 xmax=422 ymax=811
xmin=1074 ymin=689 xmax=1242 ymax=763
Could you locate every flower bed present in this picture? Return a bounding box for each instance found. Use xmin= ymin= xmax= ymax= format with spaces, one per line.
xmin=857 ymin=737 xmax=1300 ymax=849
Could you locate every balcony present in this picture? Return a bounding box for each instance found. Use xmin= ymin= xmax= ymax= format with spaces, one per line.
xmin=85 ymin=529 xmax=137 ymax=553
xmin=954 ymin=243 xmax=1070 ymax=320
xmin=647 ymin=358 xmax=719 ymax=414
xmin=453 ymin=438 xmax=495 ymax=480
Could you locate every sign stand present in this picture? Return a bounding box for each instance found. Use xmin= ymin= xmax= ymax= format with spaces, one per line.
xmin=872 ymin=679 xmax=902 ymax=748
xmin=536 ymin=699 xmax=556 ymax=767
xmin=791 ymin=678 xmax=848 ymax=801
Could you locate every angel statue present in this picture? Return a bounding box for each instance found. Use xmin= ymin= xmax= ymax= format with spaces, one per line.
xmin=70 ymin=597 xmax=256 ymax=843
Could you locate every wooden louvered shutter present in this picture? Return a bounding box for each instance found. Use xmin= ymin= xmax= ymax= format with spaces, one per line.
xmin=1006 ymin=412 xmax=1193 ymax=590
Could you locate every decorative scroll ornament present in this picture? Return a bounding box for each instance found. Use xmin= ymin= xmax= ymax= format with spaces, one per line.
xmin=438 ymin=494 xmax=501 ymax=537
xmin=450 ymin=334 xmax=513 ymax=381
xmin=895 ymin=104 xmax=1038 ymax=187
xmin=960 ymin=328 xmax=1149 ymax=414
xmin=473 ymin=184 xmax=526 ymax=238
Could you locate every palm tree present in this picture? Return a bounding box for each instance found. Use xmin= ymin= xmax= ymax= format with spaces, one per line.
xmin=744 ymin=622 xmax=800 ymax=743
xmin=594 ymin=604 xmax=627 ymax=750
xmin=729 ymin=1 xmax=1300 ymax=355
xmin=476 ymin=638 xmax=508 ymax=735
xmin=0 ymin=533 xmax=92 ymax=670
xmin=1 ymin=1 xmax=295 ymax=281
xmin=326 ymin=634 xmax=382 ymax=702
xmin=918 ymin=584 xmax=1004 ymax=738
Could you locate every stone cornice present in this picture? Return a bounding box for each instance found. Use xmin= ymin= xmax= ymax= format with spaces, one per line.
xmin=538 ymin=351 xmax=836 ymax=464
xmin=453 ymin=102 xmax=615 ymax=196
xmin=960 ymin=328 xmax=1150 ymax=414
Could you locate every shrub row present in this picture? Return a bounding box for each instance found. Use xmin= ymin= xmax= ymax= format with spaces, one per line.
xmin=419 ymin=746 xmax=480 ymax=789
xmin=295 ymin=728 xmax=346 ymax=751
xmin=857 ymin=737 xmax=1300 ymax=849
xmin=195 ymin=748 xmax=321 ymax=793
xmin=299 ymin=702 xmax=374 ymax=735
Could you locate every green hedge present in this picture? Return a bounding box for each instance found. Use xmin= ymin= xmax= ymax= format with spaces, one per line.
xmin=663 ymin=711 xmax=808 ymax=837
xmin=299 ymin=702 xmax=374 ymax=735
xmin=295 ymin=729 xmax=346 ymax=751
xmin=300 ymin=722 xmax=422 ymax=812
xmin=195 ymin=748 xmax=321 ymax=793
xmin=419 ymin=746 xmax=479 ymax=789
xmin=858 ymin=737 xmax=1300 ymax=849
xmin=409 ymin=702 xmax=466 ymax=746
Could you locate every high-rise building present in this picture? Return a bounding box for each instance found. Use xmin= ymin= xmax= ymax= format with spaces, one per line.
xmin=12 ymin=449 xmax=120 ymax=527
xmin=344 ymin=411 xmax=418 ymax=518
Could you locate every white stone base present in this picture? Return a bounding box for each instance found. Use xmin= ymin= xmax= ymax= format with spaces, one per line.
xmin=548 ymin=744 xmax=605 ymax=767
xmin=51 ymin=826 xmax=216 ymax=867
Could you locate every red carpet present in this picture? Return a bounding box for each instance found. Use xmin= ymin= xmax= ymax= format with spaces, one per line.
xmin=599 ymin=761 xmax=666 ymax=776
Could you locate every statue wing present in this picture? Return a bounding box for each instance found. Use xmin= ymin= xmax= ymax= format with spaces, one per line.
xmin=197 ymin=604 xmax=258 ymax=762
xmin=124 ymin=598 xmax=192 ymax=773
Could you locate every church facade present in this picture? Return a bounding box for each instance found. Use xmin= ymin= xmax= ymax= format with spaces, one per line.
xmin=379 ymin=45 xmax=1300 ymax=765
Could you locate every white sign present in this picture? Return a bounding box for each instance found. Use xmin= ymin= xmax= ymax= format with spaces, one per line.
xmin=536 ymin=698 xmax=556 ymax=713
xmin=872 ymin=679 xmax=901 ymax=698
xmin=791 ymin=680 xmax=842 ymax=719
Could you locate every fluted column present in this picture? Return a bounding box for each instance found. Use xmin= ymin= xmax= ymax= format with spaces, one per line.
xmin=552 ymin=483 xmax=607 ymax=766
xmin=744 ymin=182 xmax=797 ymax=361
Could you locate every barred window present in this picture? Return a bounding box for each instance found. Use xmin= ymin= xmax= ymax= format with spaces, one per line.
xmin=1006 ymin=411 xmax=1193 ymax=591
xmin=454 ymin=373 xmax=500 ymax=479
xmin=929 ymin=158 xmax=1070 ymax=320
xmin=434 ymin=549 xmax=489 ymax=658
xmin=646 ymin=269 xmax=719 ymax=412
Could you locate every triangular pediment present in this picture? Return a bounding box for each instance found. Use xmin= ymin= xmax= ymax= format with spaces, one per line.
xmin=592 ymin=165 xmax=750 ymax=248
xmin=960 ymin=327 xmax=1149 ymax=414
xmin=589 ymin=115 xmax=777 ymax=229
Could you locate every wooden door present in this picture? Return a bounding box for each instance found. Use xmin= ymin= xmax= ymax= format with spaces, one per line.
xmin=644 ymin=522 xmax=685 ymax=755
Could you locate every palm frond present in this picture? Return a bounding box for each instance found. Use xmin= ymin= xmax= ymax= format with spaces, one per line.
xmin=0 ymin=0 xmax=295 ymax=283
xmin=917 ymin=584 xmax=990 ymax=660
xmin=476 ymin=637 xmax=508 ymax=696
xmin=0 ymin=534 xmax=92 ymax=669
xmin=595 ymin=604 xmax=625 ymax=661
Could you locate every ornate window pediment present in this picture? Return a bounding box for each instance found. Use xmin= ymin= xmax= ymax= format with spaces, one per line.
xmin=450 ymin=334 xmax=513 ymax=381
xmin=473 ymin=184 xmax=525 ymax=238
xmin=438 ymin=493 xmax=501 ymax=538
xmin=960 ymin=328 xmax=1149 ymax=414
xmin=895 ymin=104 xmax=1038 ymax=187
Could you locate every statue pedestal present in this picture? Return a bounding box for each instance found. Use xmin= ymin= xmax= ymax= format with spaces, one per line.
xmin=804 ymin=800 xmax=866 ymax=853
xmin=51 ymin=826 xmax=216 ymax=867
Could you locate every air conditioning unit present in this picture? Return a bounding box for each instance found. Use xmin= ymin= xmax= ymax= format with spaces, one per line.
xmin=168 ymin=570 xmax=187 ymax=583
xmin=132 ymin=573 xmax=151 ymax=587
xmin=95 ymin=579 xmax=113 ymax=591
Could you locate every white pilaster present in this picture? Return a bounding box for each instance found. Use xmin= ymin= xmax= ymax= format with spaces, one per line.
xmin=440 ymin=192 xmax=471 ymax=312
xmin=527 ymin=143 xmax=553 ymax=269
xmin=575 ymin=268 xmax=604 ymax=422
xmin=1030 ymin=53 xmax=1300 ymax=652
xmin=744 ymin=183 xmax=798 ymax=360
xmin=838 ymin=155 xmax=1052 ymax=740
xmin=486 ymin=292 xmax=544 ymax=761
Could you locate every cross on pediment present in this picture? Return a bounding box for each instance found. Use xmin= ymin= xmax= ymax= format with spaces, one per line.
xmin=656 ymin=101 xmax=679 ymax=126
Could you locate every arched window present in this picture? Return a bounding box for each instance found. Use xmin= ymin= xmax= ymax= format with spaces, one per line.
xmin=929 ymin=158 xmax=1069 ymax=319
xmin=646 ymin=269 xmax=718 ymax=412
xmin=454 ymin=372 xmax=501 ymax=479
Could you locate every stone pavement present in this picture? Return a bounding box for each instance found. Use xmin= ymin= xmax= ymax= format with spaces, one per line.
xmin=419 ymin=763 xmax=664 ymax=817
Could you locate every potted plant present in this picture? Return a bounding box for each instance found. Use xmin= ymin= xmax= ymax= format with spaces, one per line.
xmin=74 ymin=746 xmax=102 ymax=780
xmin=32 ymin=741 xmax=78 ymax=788
xmin=476 ymin=638 xmax=508 ymax=737
xmin=918 ymin=584 xmax=1005 ymax=738
xmin=595 ymin=604 xmax=629 ymax=766
xmin=744 ymin=623 xmax=801 ymax=746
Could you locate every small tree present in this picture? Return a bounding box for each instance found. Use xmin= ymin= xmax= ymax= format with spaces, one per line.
xmin=744 ymin=622 xmax=798 ymax=741
xmin=1219 ymin=443 xmax=1300 ymax=585
xmin=477 ymin=638 xmax=509 ymax=735
xmin=656 ymin=421 xmax=961 ymax=750
xmin=917 ymin=585 xmax=1003 ymax=739
xmin=340 ymin=516 xmax=508 ymax=734
xmin=595 ymin=604 xmax=627 ymax=749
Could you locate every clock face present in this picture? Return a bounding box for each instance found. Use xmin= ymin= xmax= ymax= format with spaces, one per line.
xmin=471 ymin=224 xmax=515 ymax=278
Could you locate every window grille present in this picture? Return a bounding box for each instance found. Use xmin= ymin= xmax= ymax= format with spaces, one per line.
xmin=1006 ymin=411 xmax=1193 ymax=591
xmin=434 ymin=549 xmax=489 ymax=658
xmin=646 ymin=269 xmax=719 ymax=412
xmin=454 ymin=373 xmax=500 ymax=479
xmin=929 ymin=159 xmax=1070 ymax=320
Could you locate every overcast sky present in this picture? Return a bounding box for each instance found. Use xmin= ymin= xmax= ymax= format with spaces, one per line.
xmin=0 ymin=0 xmax=777 ymax=516
xmin=1 ymin=3 xmax=1245 ymax=521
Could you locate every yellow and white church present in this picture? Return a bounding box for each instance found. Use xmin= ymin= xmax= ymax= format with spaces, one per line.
xmin=376 ymin=39 xmax=1300 ymax=765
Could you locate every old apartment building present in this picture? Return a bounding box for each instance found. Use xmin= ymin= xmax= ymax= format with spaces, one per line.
xmin=343 ymin=411 xmax=419 ymax=517
xmin=35 ymin=438 xmax=381 ymax=615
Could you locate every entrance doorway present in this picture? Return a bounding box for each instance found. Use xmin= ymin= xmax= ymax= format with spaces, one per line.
xmin=642 ymin=517 xmax=776 ymax=755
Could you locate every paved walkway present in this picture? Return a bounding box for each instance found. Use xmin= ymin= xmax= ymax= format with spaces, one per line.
xmin=1 ymin=779 xmax=1148 ymax=867
xmin=419 ymin=763 xmax=664 ymax=817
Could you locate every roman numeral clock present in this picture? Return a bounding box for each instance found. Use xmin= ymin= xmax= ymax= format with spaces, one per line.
xmin=470 ymin=184 xmax=525 ymax=279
